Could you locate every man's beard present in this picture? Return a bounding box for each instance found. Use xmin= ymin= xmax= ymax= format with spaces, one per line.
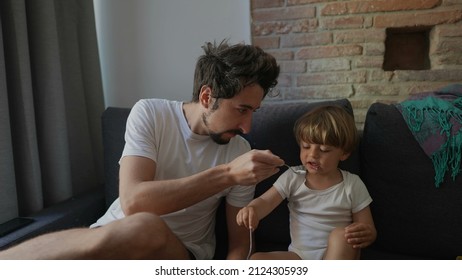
xmin=209 ymin=129 xmax=243 ymax=145
xmin=202 ymin=112 xmax=243 ymax=145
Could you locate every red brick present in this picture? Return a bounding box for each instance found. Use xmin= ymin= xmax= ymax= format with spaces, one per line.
xmin=392 ymin=69 xmax=462 ymax=82
xmin=369 ymin=70 xmax=394 ymax=82
xmin=308 ymin=58 xmax=351 ymax=72
xmin=252 ymin=6 xmax=315 ymax=22
xmin=354 ymin=56 xmax=384 ymax=68
xmin=296 ymin=45 xmax=363 ymax=59
xmin=292 ymin=19 xmax=319 ymax=33
xmin=288 ymin=0 xmax=331 ymax=5
xmin=252 ymin=36 xmax=280 ymax=49
xmin=268 ymin=50 xmax=294 ymax=60
xmin=434 ymin=25 xmax=462 ymax=37
xmin=364 ymin=43 xmax=385 ymax=56
xmin=334 ymin=29 xmax=386 ymax=44
xmin=280 ymin=61 xmax=307 ymax=73
xmin=252 ymin=22 xmax=291 ymax=36
xmin=322 ymin=0 xmax=441 ymax=16
xmin=431 ymin=38 xmax=462 ymax=55
xmin=375 ymin=10 xmax=462 ymax=28
xmin=252 ymin=20 xmax=319 ymax=35
xmin=431 ymin=45 xmax=462 ymax=66
xmin=287 ymin=85 xmax=354 ymax=99
xmin=356 ymin=84 xmax=400 ymax=96
xmin=408 ymin=83 xmax=452 ymax=94
xmin=442 ymin=0 xmax=462 ymax=5
xmin=281 ymin=32 xmax=332 ymax=47
xmin=251 ymin=0 xmax=462 ymax=106
xmin=320 ymin=15 xmax=365 ymax=30
xmin=251 ymin=0 xmax=284 ymax=9
xmin=297 ymin=70 xmax=367 ymax=86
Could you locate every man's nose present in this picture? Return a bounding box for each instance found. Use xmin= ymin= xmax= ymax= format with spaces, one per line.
xmin=239 ymin=115 xmax=253 ymax=134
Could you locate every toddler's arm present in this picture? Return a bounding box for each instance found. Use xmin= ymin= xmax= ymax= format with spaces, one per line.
xmin=345 ymin=206 xmax=377 ymax=249
xmin=236 ymin=186 xmax=283 ymax=230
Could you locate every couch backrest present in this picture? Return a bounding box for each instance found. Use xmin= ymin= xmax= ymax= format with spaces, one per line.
xmin=360 ymin=102 xmax=462 ymax=259
xmin=101 ymin=107 xmax=131 ymax=208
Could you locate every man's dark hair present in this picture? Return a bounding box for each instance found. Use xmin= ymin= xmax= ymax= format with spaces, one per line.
xmin=191 ymin=40 xmax=280 ymax=102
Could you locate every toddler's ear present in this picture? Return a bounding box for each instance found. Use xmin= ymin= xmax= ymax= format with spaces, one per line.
xmin=340 ymin=152 xmax=351 ymax=161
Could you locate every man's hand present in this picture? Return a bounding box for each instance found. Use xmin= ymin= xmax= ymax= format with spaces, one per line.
xmin=226 ymin=149 xmax=284 ymax=186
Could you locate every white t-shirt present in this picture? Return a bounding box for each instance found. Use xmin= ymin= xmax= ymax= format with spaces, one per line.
xmin=274 ymin=168 xmax=372 ymax=260
xmin=91 ymin=99 xmax=254 ymax=259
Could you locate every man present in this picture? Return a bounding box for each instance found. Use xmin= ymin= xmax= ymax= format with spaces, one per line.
xmin=0 ymin=40 xmax=283 ymax=259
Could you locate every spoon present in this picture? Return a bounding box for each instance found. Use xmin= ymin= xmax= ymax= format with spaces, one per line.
xmin=284 ymin=164 xmax=306 ymax=174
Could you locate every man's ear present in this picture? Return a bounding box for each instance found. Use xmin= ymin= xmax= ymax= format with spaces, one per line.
xmin=199 ymin=85 xmax=212 ymax=108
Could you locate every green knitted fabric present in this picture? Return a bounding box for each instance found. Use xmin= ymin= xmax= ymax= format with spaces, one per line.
xmin=397 ymin=93 xmax=462 ymax=187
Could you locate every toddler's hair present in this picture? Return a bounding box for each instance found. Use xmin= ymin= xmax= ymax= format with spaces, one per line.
xmin=294 ymin=105 xmax=358 ymax=153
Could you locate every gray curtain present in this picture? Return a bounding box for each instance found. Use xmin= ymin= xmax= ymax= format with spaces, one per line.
xmin=0 ymin=0 xmax=104 ymax=224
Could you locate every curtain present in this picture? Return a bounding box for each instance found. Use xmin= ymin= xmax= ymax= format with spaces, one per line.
xmin=0 ymin=0 xmax=104 ymax=224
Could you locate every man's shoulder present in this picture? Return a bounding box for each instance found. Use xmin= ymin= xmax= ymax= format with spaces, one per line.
xmin=135 ymin=98 xmax=181 ymax=109
xmin=131 ymin=99 xmax=183 ymax=118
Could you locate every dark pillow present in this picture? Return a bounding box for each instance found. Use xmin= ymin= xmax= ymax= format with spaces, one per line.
xmin=360 ymin=102 xmax=462 ymax=259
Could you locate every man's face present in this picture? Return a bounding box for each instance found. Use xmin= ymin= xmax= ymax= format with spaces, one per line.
xmin=202 ymin=84 xmax=264 ymax=144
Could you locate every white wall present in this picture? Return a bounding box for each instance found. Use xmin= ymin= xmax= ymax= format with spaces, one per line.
xmin=93 ymin=0 xmax=251 ymax=108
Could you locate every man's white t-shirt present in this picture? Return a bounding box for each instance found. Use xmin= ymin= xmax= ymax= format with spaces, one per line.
xmin=91 ymin=99 xmax=254 ymax=259
xmin=274 ymin=168 xmax=372 ymax=260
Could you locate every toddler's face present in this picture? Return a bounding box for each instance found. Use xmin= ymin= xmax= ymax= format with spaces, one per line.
xmin=299 ymin=141 xmax=349 ymax=174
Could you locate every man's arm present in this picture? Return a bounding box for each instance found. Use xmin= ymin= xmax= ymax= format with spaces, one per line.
xmin=225 ymin=203 xmax=252 ymax=260
xmin=119 ymin=150 xmax=284 ymax=216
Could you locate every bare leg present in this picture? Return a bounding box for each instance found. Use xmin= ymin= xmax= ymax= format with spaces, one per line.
xmin=250 ymin=251 xmax=301 ymax=260
xmin=0 ymin=212 xmax=190 ymax=260
xmin=323 ymin=227 xmax=359 ymax=260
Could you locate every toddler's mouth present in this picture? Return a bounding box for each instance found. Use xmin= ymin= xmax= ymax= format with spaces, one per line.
xmin=308 ymin=161 xmax=320 ymax=171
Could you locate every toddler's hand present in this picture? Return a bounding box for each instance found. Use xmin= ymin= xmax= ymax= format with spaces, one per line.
xmin=344 ymin=222 xmax=376 ymax=249
xmin=236 ymin=206 xmax=259 ymax=231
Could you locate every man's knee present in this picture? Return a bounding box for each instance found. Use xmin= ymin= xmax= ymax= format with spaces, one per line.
xmin=98 ymin=212 xmax=172 ymax=258
xmin=118 ymin=212 xmax=169 ymax=244
xmin=123 ymin=212 xmax=165 ymax=231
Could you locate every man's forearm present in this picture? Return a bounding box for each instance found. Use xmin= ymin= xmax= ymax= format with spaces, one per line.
xmin=120 ymin=163 xmax=236 ymax=216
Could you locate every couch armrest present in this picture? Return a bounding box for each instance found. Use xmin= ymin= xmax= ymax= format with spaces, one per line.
xmin=0 ymin=189 xmax=105 ymax=250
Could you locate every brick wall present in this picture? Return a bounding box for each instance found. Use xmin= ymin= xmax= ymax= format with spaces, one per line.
xmin=251 ymin=0 xmax=462 ymax=127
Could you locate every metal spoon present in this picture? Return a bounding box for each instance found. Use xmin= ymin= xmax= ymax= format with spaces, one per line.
xmin=284 ymin=164 xmax=306 ymax=174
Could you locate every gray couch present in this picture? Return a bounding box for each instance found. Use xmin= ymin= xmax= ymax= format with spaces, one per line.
xmin=2 ymin=98 xmax=461 ymax=259
xmin=100 ymin=98 xmax=462 ymax=259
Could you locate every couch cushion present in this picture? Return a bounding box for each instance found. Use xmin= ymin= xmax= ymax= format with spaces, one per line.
xmin=360 ymin=102 xmax=462 ymax=259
